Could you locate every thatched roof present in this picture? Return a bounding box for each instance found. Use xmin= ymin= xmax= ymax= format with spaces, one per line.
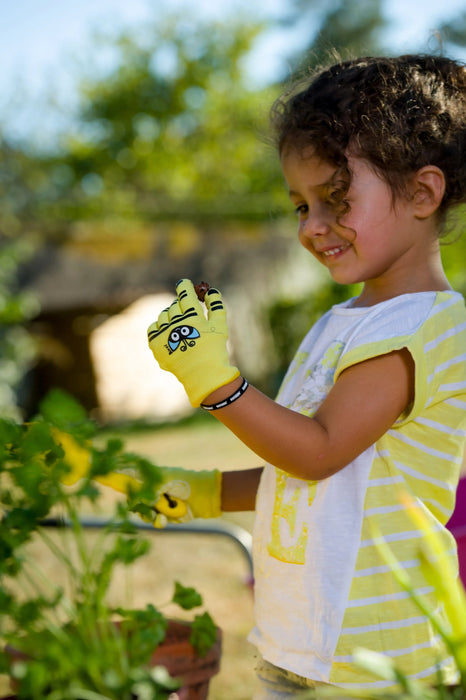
xmin=19 ymin=221 xmax=291 ymax=313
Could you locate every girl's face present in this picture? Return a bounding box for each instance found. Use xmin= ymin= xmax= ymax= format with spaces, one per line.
xmin=281 ymin=149 xmax=437 ymax=305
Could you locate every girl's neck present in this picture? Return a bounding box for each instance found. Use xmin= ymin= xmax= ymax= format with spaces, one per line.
xmin=352 ymin=237 xmax=451 ymax=307
xmin=353 ymin=274 xmax=452 ymax=307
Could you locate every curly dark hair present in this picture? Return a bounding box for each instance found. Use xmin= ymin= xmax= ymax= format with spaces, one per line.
xmin=270 ymin=54 xmax=466 ymax=224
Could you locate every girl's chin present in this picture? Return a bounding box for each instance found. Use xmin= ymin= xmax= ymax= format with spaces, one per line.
xmin=327 ymin=270 xmax=361 ymax=285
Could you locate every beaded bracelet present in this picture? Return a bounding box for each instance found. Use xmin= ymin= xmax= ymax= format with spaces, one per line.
xmin=201 ymin=378 xmax=249 ymax=411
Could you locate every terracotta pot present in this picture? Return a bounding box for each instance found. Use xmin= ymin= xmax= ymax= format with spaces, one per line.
xmin=151 ymin=620 xmax=222 ymax=700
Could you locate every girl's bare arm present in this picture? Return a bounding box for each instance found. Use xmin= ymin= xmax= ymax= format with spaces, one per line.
xmin=221 ymin=467 xmax=263 ymax=511
xmin=206 ymin=348 xmax=414 ymax=482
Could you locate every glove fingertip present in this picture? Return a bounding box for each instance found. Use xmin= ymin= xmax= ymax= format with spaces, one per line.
xmin=205 ymin=288 xmax=226 ymax=316
xmin=175 ymin=279 xmax=195 ymax=295
xmin=176 ymin=278 xmax=201 ymax=312
xmin=153 ymin=513 xmax=168 ymax=529
xmin=147 ymin=306 xmax=171 ymax=343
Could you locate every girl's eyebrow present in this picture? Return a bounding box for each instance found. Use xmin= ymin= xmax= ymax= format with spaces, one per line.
xmin=288 ymin=179 xmax=335 ymax=198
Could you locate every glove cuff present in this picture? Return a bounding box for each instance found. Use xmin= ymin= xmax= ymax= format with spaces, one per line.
xmin=154 ymin=466 xmax=222 ymax=520
xmin=207 ymin=468 xmax=223 ymax=518
xmin=190 ymin=366 xmax=241 ymax=407
xmin=187 ymin=468 xmax=223 ymax=518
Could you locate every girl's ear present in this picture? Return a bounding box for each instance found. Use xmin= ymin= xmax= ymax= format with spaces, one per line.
xmin=412 ymin=165 xmax=446 ymax=219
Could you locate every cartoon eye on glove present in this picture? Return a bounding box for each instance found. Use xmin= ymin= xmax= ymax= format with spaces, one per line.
xmin=167 ymin=325 xmax=200 ymax=354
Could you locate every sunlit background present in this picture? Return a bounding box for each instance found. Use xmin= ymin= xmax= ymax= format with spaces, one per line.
xmin=1 ymin=0 xmax=465 ymax=421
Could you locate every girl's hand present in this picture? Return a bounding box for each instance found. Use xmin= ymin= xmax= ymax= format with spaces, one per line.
xmin=125 ymin=466 xmax=222 ymax=528
xmin=147 ymin=279 xmax=239 ymax=407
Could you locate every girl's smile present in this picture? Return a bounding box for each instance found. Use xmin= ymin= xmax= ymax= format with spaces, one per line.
xmin=281 ymin=149 xmax=449 ymax=305
xmin=316 ymin=243 xmax=351 ymax=259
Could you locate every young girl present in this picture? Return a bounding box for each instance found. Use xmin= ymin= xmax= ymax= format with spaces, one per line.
xmin=146 ymin=55 xmax=466 ymax=697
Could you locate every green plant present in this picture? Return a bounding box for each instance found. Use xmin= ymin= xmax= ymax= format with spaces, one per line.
xmin=0 ymin=389 xmax=218 ymax=700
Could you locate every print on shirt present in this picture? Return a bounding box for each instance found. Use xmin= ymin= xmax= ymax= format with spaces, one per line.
xmin=291 ymin=341 xmax=344 ymax=416
xmin=267 ymin=470 xmax=317 ymax=563
xmin=268 ymin=340 xmax=345 ymax=564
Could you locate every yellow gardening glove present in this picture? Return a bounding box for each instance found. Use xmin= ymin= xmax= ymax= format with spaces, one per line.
xmin=147 ymin=279 xmax=240 ymax=407
xmin=51 ymin=429 xmax=221 ymax=529
xmin=73 ymin=464 xmax=222 ymax=529
xmin=125 ymin=466 xmax=222 ymax=528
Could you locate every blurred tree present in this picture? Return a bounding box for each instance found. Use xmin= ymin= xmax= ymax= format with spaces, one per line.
xmin=276 ymin=0 xmax=386 ymax=76
xmin=0 ymin=138 xmax=43 ymax=416
xmin=439 ymin=10 xmax=466 ymax=51
xmin=43 ymin=14 xmax=286 ymax=237
xmin=0 ymin=236 xmax=38 ymax=418
xmin=0 ymin=13 xmax=294 ymax=412
xmin=0 ymin=138 xmax=46 ymax=239
xmin=440 ymin=209 xmax=466 ymax=298
xmin=435 ymin=8 xmax=466 ymax=299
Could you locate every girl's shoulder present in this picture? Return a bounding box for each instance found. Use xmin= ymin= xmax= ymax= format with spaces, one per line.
xmin=296 ymin=290 xmax=464 ymax=363
xmin=332 ymin=290 xmax=465 ymax=370
xmin=332 ymin=290 xmax=465 ymax=330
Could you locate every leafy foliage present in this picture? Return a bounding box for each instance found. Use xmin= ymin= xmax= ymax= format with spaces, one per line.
xmin=439 ymin=10 xmax=466 ymax=51
xmin=0 ymin=238 xmax=38 ymax=420
xmin=279 ymin=0 xmax=387 ymax=76
xmin=190 ymin=612 xmax=218 ymax=658
xmin=0 ymin=390 xmax=218 ymax=699
xmin=16 ymin=15 xmax=283 ymax=238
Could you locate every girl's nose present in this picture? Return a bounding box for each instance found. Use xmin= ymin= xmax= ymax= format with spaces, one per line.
xmin=300 ymin=205 xmax=331 ymax=239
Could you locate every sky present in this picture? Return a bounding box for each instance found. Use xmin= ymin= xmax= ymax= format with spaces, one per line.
xmin=0 ymin=0 xmax=465 ymax=141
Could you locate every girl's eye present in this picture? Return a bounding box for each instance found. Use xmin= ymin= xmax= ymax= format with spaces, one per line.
xmin=294 ymin=204 xmax=308 ymax=216
xmin=325 ymin=188 xmax=345 ymax=210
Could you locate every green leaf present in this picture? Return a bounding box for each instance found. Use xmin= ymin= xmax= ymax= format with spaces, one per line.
xmin=117 ymin=605 xmax=168 ymax=665
xmin=39 ymin=389 xmax=87 ymax=425
xmin=128 ymin=501 xmax=154 ymax=522
xmin=117 ymin=603 xmax=164 ymax=626
xmin=189 ymin=612 xmax=217 ymax=657
xmin=353 ymin=647 xmax=397 ymax=682
xmin=172 ymin=581 xmax=202 ymax=610
xmin=0 ymin=418 xmax=21 ymax=448
xmin=19 ymin=421 xmax=55 ymax=462
xmin=112 ymin=535 xmax=150 ymax=565
xmin=38 ymin=389 xmax=96 ymax=439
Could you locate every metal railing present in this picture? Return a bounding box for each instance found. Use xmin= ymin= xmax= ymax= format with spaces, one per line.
xmin=41 ymin=516 xmax=254 ymax=584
